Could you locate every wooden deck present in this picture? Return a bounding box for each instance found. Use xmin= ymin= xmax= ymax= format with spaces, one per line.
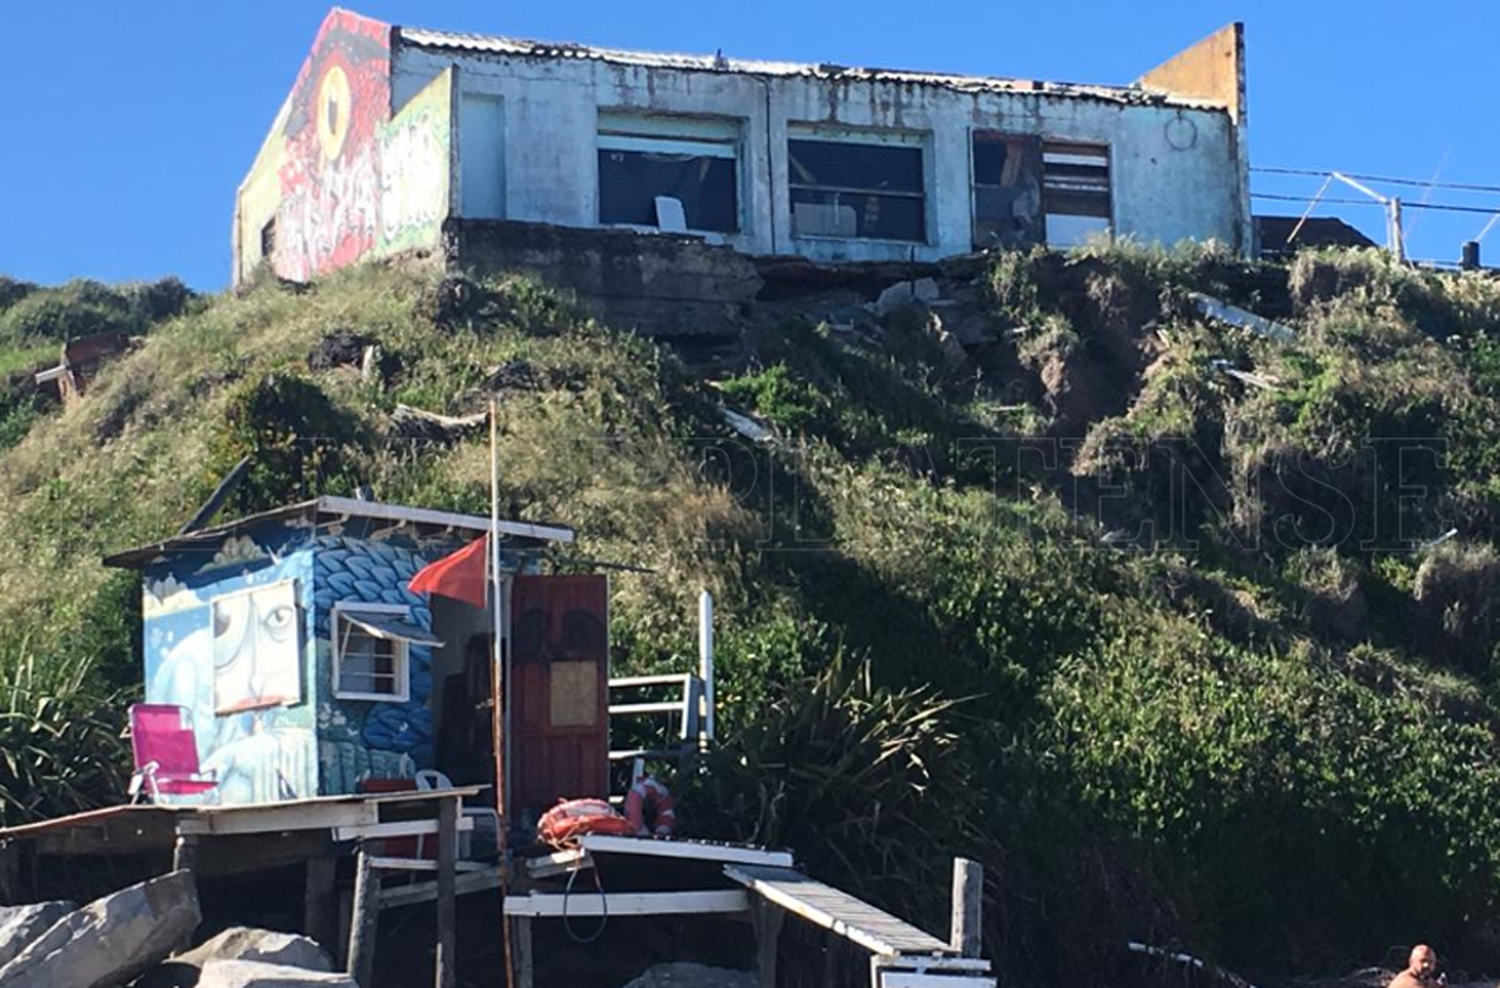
xmin=725 ymin=863 xmax=954 ymax=958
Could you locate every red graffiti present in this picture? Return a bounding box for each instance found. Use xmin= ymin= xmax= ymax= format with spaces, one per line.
xmin=275 ymin=10 xmax=391 ymax=281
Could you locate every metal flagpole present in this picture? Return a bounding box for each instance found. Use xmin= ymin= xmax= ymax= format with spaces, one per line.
xmin=490 ymin=398 xmax=515 ymax=988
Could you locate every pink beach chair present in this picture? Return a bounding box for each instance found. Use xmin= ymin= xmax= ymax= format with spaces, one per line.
xmin=127 ymin=704 xmax=218 ymax=802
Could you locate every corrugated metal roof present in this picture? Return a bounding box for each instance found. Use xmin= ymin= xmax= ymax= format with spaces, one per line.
xmin=394 ymin=26 xmax=1225 ymax=112
xmin=104 ymin=496 xmax=574 ymax=569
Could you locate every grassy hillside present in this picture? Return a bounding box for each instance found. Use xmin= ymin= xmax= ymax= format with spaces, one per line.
xmin=4 ymin=249 xmax=1500 ymax=985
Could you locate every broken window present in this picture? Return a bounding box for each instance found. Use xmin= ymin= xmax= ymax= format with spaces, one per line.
xmin=971 ymin=131 xmax=1044 ymax=250
xmin=788 ymin=136 xmax=926 ymax=242
xmin=1043 ymin=142 xmax=1111 ymax=247
xmin=597 ymin=116 xmax=740 ymax=234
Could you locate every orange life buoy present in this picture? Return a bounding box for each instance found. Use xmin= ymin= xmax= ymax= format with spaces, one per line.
xmin=537 ymin=797 xmax=637 ymax=848
xmin=623 ymin=776 xmax=676 ymax=837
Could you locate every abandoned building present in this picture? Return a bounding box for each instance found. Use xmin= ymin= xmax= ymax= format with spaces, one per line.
xmin=233 ymin=9 xmax=1252 ymax=315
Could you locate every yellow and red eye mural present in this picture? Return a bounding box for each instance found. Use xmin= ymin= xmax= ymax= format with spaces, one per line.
xmin=276 ymin=9 xmax=391 ymax=282
xmin=234 ymin=10 xmax=453 ymax=284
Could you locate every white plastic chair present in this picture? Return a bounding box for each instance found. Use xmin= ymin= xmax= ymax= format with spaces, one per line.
xmin=414 ymin=769 xmax=502 ymax=859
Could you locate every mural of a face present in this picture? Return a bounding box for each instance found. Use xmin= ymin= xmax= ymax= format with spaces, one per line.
xmin=213 ymin=582 xmax=302 ymax=714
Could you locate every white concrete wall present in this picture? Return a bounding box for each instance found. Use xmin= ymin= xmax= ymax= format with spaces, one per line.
xmin=392 ymin=46 xmax=1247 ymax=261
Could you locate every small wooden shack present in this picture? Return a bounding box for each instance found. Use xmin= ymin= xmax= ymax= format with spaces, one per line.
xmin=101 ymin=495 xmax=617 ymax=824
xmin=0 ymin=495 xmax=997 ymax=988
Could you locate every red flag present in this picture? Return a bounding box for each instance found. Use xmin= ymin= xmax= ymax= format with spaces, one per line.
xmin=409 ymin=536 xmax=489 ymax=608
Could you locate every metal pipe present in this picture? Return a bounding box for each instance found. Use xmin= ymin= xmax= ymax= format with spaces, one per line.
xmin=698 ymin=590 xmax=715 ymax=745
xmin=489 ymin=400 xmax=505 ymax=822
xmin=1331 ymin=170 xmax=1388 ymax=205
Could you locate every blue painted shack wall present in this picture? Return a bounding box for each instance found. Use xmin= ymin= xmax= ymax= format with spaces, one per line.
xmin=137 ymin=514 xmax=522 ymax=805
xmin=141 ymin=531 xmax=320 ymax=805
xmin=309 ymin=534 xmax=437 ymax=794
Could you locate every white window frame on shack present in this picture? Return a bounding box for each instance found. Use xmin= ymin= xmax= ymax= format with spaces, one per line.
xmin=596 ymin=112 xmax=745 ymax=236
xmin=332 ymin=601 xmax=440 ymax=702
xmin=787 ymin=125 xmax=931 ymax=245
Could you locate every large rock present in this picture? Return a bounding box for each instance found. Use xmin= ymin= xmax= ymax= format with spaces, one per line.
xmin=135 ymin=928 xmax=333 ymax=988
xmin=196 ymin=961 xmax=356 ymax=988
xmin=0 ymin=902 xmax=75 ymax=969
xmin=0 ymin=870 xmax=200 ymax=988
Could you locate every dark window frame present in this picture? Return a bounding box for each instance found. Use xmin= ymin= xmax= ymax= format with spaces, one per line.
xmin=970 ymin=130 xmax=1045 ymax=250
xmin=788 ymin=135 xmax=929 ymax=244
xmin=596 ymin=129 xmax=742 ymax=235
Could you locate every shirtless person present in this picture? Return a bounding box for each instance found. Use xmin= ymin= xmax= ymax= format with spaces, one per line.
xmin=1390 ymin=945 xmax=1441 ymax=988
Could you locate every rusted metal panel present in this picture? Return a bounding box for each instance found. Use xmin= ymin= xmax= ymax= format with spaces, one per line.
xmin=509 ymin=575 xmax=610 ymax=818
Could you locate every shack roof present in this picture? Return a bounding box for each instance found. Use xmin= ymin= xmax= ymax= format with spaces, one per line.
xmin=103 ymin=495 xmax=574 ymax=570
xmin=394 ymin=25 xmax=1228 ymax=113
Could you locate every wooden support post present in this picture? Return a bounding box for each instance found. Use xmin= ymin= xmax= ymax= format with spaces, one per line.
xmin=173 ymin=833 xmax=200 ymax=873
xmin=511 ymin=916 xmax=534 ymax=988
xmin=435 ymin=796 xmax=458 ymax=988
xmin=0 ymin=841 xmax=18 ymax=906
xmin=950 ymin=857 xmax=983 ymax=958
xmin=751 ymin=900 xmax=785 ymax=988
xmin=304 ymin=855 xmax=338 ymax=951
xmin=348 ymin=844 xmax=381 ymax=988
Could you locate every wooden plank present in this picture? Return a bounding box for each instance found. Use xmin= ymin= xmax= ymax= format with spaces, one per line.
xmin=512 ymin=917 xmax=534 ymax=988
xmin=175 ymin=787 xmax=490 ymax=837
xmin=366 ymin=857 xmax=486 ymax=873
xmin=0 ymin=804 xmax=181 ymax=842
xmin=503 ymin=890 xmax=748 ymax=918
xmin=524 ymin=848 xmax=593 ymax=880
xmin=436 ymin=797 xmax=457 ymax=988
xmin=333 ymin=818 xmax=473 ymax=842
xmin=578 ymin=834 xmax=794 ymax=868
xmin=950 ymin=859 xmax=982 ymax=957
xmin=31 ymin=808 xmax=179 ymax=855
xmin=179 ymin=801 xmax=379 ymax=837
xmin=198 ymin=831 xmax=333 ymax=878
xmin=377 ymin=866 xmax=504 ymax=911
xmin=752 ymin=898 xmax=784 ymax=988
xmin=347 ymin=846 xmax=380 ymax=987
xmin=724 ymin=864 xmax=952 ymax=958
xmin=305 ymin=856 xmax=338 ymax=949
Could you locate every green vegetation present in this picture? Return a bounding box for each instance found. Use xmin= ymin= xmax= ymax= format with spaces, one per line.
xmin=5 ymin=248 xmax=1500 ymax=984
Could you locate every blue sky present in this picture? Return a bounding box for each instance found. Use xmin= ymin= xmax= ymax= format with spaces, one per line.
xmin=0 ymin=1 xmax=1495 ymax=290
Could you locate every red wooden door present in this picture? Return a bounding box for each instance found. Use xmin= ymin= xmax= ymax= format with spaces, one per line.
xmin=509 ymin=575 xmax=610 ymax=819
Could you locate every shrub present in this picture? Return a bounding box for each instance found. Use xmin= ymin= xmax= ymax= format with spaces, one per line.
xmin=688 ymin=651 xmax=984 ymax=929
xmin=0 ymin=644 xmax=129 ymax=826
xmin=718 ymin=362 xmax=826 ymax=432
xmin=0 ymin=276 xmax=36 ymax=313
xmin=207 ymin=372 xmax=367 ymax=515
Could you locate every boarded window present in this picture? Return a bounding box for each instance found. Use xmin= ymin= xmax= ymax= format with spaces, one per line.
xmin=549 ymin=661 xmax=600 ymax=727
xmin=598 ymin=123 xmax=739 ymax=233
xmin=789 ymin=138 xmax=926 ymax=242
xmin=971 ymin=132 xmax=1044 ymax=250
xmin=1043 ymin=142 xmax=1111 ymax=247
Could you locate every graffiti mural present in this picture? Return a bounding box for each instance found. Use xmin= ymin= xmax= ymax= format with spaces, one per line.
xmin=275 ymin=10 xmax=392 ymax=282
xmin=143 ymin=544 xmax=319 ymax=806
xmin=135 ymin=514 xmax=494 ymax=805
xmin=375 ymin=69 xmax=453 ymax=257
xmin=310 ymin=535 xmax=437 ymax=795
xmin=212 ymin=581 xmax=302 ymax=713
